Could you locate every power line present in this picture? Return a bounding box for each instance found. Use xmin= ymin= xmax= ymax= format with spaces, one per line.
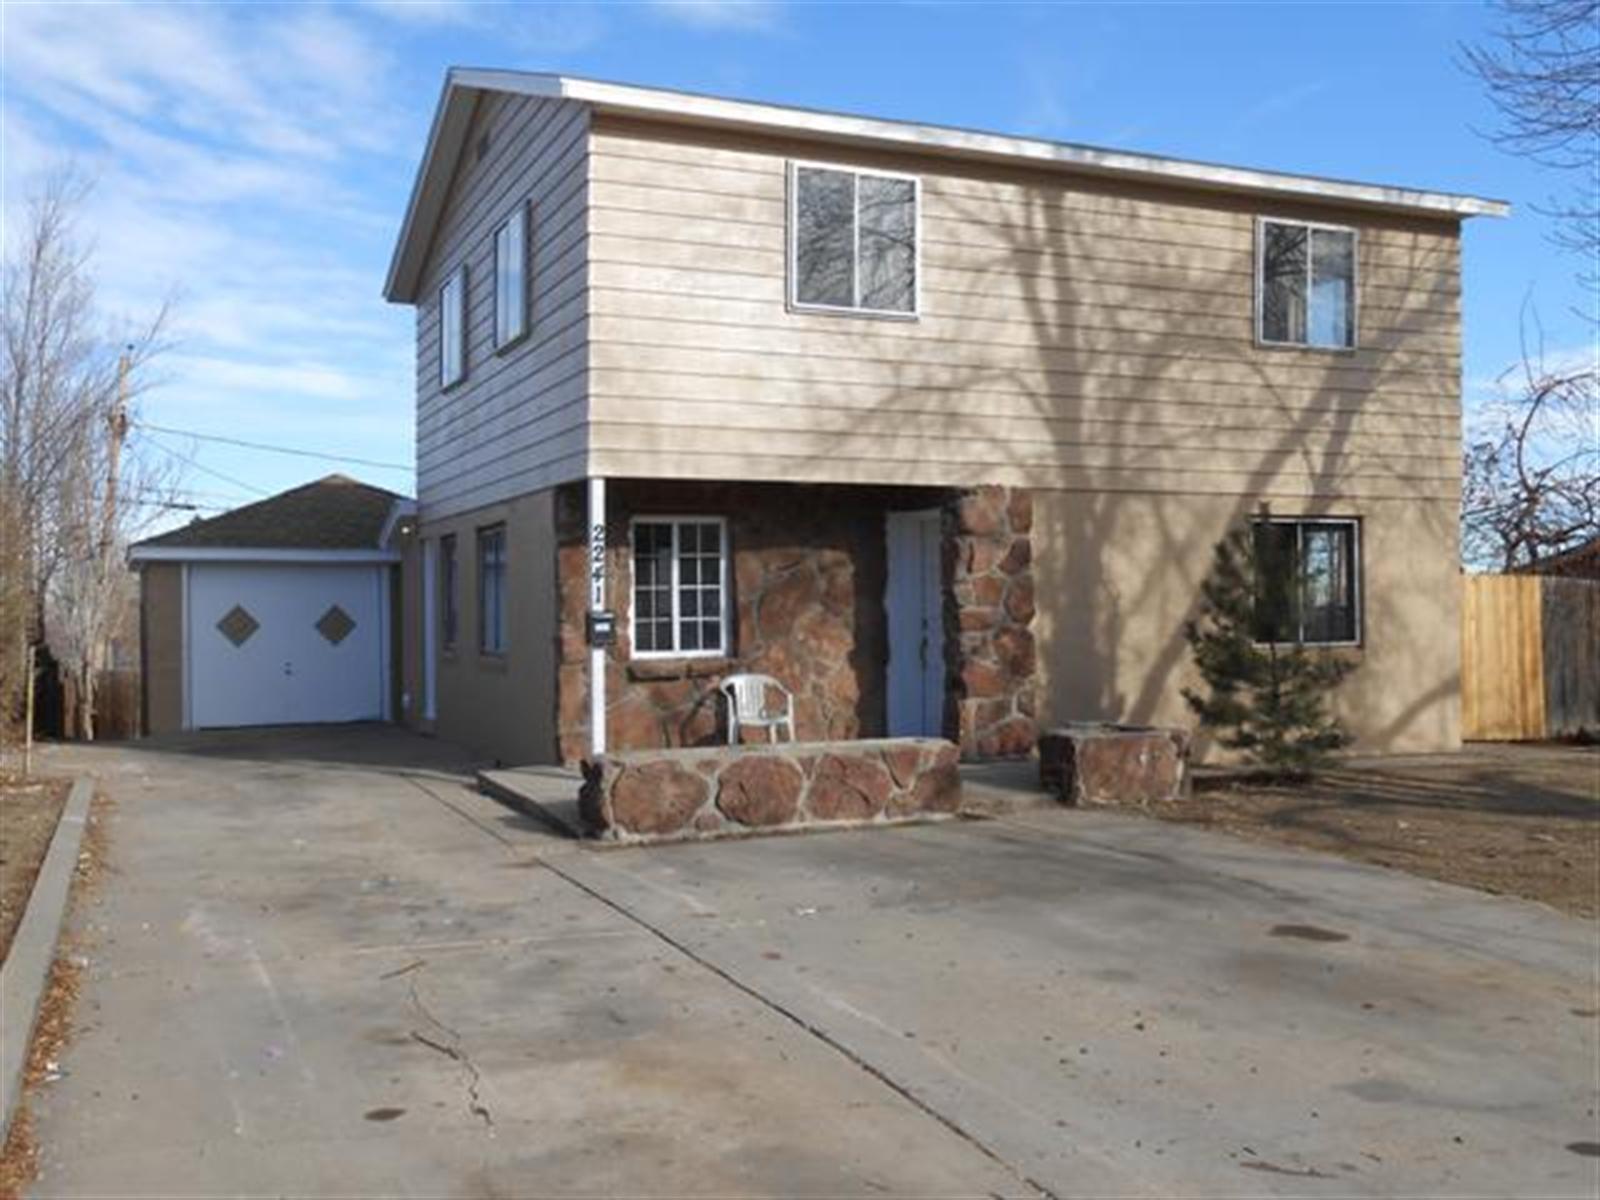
xmin=135 ymin=421 xmax=412 ymax=473
xmin=134 ymin=432 xmax=271 ymax=498
xmin=86 ymin=484 xmax=235 ymax=515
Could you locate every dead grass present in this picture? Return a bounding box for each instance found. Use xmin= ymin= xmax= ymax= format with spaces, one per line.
xmin=0 ymin=772 xmax=71 ymax=964
xmin=0 ymin=789 xmax=112 ymax=1200
xmin=1144 ymin=744 xmax=1600 ymax=917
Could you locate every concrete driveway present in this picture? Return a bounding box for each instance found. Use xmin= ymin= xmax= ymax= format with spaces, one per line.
xmin=28 ymin=728 xmax=1600 ymax=1198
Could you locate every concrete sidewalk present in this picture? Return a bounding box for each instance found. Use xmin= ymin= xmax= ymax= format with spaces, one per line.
xmin=24 ymin=727 xmax=1600 ymax=1198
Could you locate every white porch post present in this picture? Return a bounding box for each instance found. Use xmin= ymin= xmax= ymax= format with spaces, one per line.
xmin=588 ymin=476 xmax=608 ymax=758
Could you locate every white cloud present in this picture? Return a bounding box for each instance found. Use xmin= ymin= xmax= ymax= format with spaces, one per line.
xmin=360 ymin=0 xmax=485 ymax=27
xmin=650 ymin=0 xmax=783 ymax=33
xmin=1230 ymin=80 xmax=1328 ymax=136
xmin=3 ymin=2 xmax=422 ymax=501
xmin=163 ymin=354 xmax=402 ymax=406
xmin=359 ymin=1 xmax=608 ymax=55
xmin=507 ymin=6 xmax=612 ymax=56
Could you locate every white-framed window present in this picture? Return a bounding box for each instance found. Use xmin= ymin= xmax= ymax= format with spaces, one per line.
xmin=1257 ymin=218 xmax=1357 ymax=349
xmin=1252 ymin=517 xmax=1361 ymax=646
xmin=630 ymin=517 xmax=729 ymax=658
xmin=477 ymin=524 xmax=506 ymax=655
xmin=493 ymin=203 xmax=528 ymax=349
xmin=439 ymin=264 xmax=467 ymax=388
xmin=789 ymin=161 xmax=919 ymax=317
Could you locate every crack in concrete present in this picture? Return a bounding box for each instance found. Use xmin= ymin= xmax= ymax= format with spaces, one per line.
xmin=405 ymin=976 xmax=494 ymax=1132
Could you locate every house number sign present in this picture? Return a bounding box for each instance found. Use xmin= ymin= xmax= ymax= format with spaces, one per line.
xmin=588 ymin=521 xmax=606 ymax=610
xmin=586 ymin=521 xmax=614 ymax=647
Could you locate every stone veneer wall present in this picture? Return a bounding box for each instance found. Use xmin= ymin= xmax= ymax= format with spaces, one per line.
xmin=556 ymin=482 xmax=901 ymax=763
xmin=578 ymin=738 xmax=961 ymax=842
xmin=555 ymin=481 xmax=1038 ymax=765
xmin=1037 ymin=724 xmax=1191 ymax=807
xmin=946 ymin=486 xmax=1037 ymax=758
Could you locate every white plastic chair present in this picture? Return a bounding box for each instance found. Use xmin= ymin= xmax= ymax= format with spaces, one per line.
xmin=719 ymin=673 xmax=796 ymax=744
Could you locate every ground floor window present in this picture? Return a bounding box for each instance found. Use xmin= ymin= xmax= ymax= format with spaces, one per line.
xmin=439 ymin=534 xmax=458 ymax=649
xmin=478 ymin=525 xmax=506 ymax=654
xmin=631 ymin=518 xmax=728 ymax=657
xmin=1252 ymin=518 xmax=1360 ymax=645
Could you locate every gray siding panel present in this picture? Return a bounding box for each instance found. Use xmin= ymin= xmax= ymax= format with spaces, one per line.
xmin=415 ymin=92 xmax=592 ymax=519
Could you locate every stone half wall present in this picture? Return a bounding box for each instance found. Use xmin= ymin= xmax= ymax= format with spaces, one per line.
xmin=1037 ymin=723 xmax=1191 ymax=807
xmin=578 ymin=738 xmax=962 ymax=843
xmin=946 ymin=486 xmax=1038 ymax=758
xmin=555 ymin=482 xmax=896 ymax=764
xmin=554 ymin=481 xmax=1038 ymax=765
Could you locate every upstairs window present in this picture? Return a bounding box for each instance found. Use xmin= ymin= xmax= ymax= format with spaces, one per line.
xmin=790 ymin=163 xmax=918 ymax=316
xmin=478 ymin=525 xmax=506 ymax=655
xmin=439 ymin=264 xmax=466 ymax=388
xmin=631 ymin=518 xmax=727 ymax=658
xmin=1252 ymin=518 xmax=1361 ymax=646
xmin=1258 ymin=219 xmax=1356 ymax=349
xmin=494 ymin=204 xmax=528 ymax=348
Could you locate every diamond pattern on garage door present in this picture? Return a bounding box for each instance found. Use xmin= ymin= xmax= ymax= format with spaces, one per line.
xmin=315 ymin=604 xmax=356 ymax=646
xmin=216 ymin=605 xmax=259 ymax=647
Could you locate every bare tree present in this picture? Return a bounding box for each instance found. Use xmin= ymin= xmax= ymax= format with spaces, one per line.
xmin=0 ymin=169 xmax=171 ymax=747
xmin=1463 ymin=0 xmax=1600 ymax=292
xmin=1462 ymin=314 xmax=1600 ymax=570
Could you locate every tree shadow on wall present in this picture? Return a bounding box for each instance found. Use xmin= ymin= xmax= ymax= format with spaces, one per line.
xmin=821 ymin=161 xmax=1462 ymax=747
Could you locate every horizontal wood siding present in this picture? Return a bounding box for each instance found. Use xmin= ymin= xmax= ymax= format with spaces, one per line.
xmin=415 ymin=92 xmax=591 ymax=519
xmin=586 ymin=115 xmax=1463 ymax=499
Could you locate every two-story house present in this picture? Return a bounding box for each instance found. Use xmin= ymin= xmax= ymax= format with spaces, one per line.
xmin=384 ymin=69 xmax=1506 ymax=767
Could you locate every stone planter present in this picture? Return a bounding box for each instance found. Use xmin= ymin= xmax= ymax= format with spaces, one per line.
xmin=1037 ymin=724 xmax=1191 ymax=807
xmin=578 ymin=738 xmax=962 ymax=843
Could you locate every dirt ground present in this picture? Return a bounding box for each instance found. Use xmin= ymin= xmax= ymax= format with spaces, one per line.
xmin=1143 ymin=743 xmax=1600 ymax=918
xmin=0 ymin=786 xmax=108 ymax=1200
xmin=0 ymin=773 xmax=70 ymax=963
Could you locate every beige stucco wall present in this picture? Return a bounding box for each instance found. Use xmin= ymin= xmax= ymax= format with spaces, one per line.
xmin=140 ymin=563 xmax=183 ymax=736
xmin=398 ymin=526 xmax=427 ymax=733
xmin=418 ymin=488 xmax=560 ymax=764
xmin=1032 ymin=489 xmax=1461 ymax=754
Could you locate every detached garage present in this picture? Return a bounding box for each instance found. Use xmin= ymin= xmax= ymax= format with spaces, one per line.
xmin=131 ymin=475 xmax=413 ymax=734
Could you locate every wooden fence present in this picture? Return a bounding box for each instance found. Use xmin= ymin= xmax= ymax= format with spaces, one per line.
xmin=1462 ymin=574 xmax=1599 ymax=741
xmin=57 ymin=667 xmax=141 ymax=741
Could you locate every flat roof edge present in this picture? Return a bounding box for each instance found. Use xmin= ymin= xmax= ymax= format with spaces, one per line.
xmin=129 ymin=547 xmax=402 ymax=565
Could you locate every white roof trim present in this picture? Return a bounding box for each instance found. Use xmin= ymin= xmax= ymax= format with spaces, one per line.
xmin=385 ymin=68 xmax=1508 ymax=303
xmin=129 ymin=547 xmax=401 ymax=565
xmin=379 ymin=497 xmax=419 ymax=548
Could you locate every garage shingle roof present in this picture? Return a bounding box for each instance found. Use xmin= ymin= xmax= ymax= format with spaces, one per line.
xmin=136 ymin=475 xmax=403 ymax=552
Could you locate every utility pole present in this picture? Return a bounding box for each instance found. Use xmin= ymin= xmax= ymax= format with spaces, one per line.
xmin=103 ymin=350 xmax=130 ymax=559
xmin=79 ymin=349 xmax=131 ymax=742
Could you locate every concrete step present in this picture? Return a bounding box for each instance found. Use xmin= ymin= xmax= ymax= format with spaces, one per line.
xmin=957 ymin=759 xmax=1058 ymax=817
xmin=477 ymin=766 xmax=587 ymax=839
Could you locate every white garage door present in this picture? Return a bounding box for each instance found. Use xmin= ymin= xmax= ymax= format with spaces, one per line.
xmin=188 ymin=563 xmax=387 ymax=728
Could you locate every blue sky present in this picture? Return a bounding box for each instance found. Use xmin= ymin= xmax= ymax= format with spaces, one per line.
xmin=3 ymin=1 xmax=1593 ymax=529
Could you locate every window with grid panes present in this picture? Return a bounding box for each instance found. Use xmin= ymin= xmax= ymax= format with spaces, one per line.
xmin=630 ymin=519 xmax=727 ymax=657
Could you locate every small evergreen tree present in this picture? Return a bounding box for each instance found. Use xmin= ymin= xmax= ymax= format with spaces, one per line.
xmin=1182 ymin=520 xmax=1357 ymax=779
